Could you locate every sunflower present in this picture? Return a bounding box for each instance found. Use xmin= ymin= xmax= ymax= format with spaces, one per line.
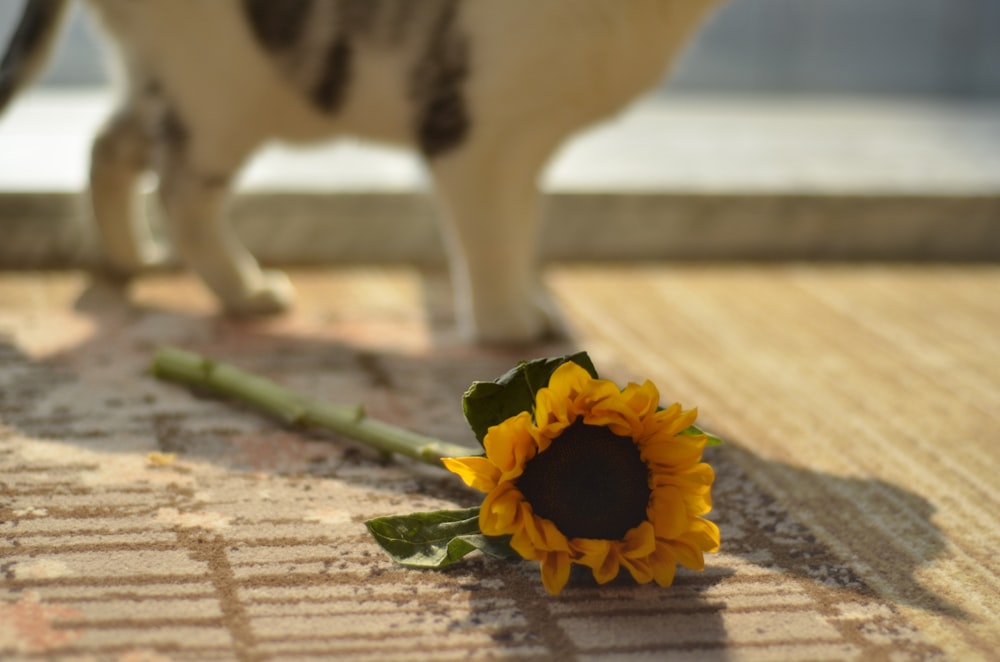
xmin=443 ymin=361 xmax=720 ymax=595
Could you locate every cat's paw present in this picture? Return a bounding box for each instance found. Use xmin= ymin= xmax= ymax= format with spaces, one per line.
xmin=222 ymin=270 xmax=296 ymax=317
xmin=465 ymin=290 xmax=563 ymax=345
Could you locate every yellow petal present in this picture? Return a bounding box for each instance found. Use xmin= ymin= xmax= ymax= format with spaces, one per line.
xmin=540 ymin=551 xmax=572 ymax=595
xmin=621 ymin=521 xmax=657 ymax=559
xmin=510 ymin=527 xmax=544 ymax=561
xmin=622 ymin=380 xmax=660 ymax=418
xmin=591 ymin=548 xmax=622 ymax=584
xmin=657 ymin=517 xmax=719 ymax=571
xmin=619 ymin=554 xmax=654 ymax=584
xmin=519 ymin=506 xmax=570 ymax=553
xmin=685 ymin=490 xmax=713 ymax=517
xmin=642 ymin=403 xmax=679 ymax=437
xmin=665 ymin=538 xmax=705 ymax=571
xmin=652 ymin=462 xmax=715 ymax=491
xmin=441 ymin=456 xmax=500 ymax=493
xmin=572 ymin=538 xmax=612 ymax=570
xmin=640 ymin=434 xmax=706 ymax=471
xmin=682 ymin=517 xmax=722 ymax=554
xmin=577 ymin=376 xmax=622 ymax=405
xmin=683 ymin=463 xmax=715 ymax=487
xmin=582 ymin=394 xmax=642 ymax=438
xmin=645 ymin=404 xmax=699 ymax=439
xmin=616 ymin=524 xmax=657 ymax=583
xmin=650 ymin=543 xmax=678 ymax=587
xmin=572 ymin=538 xmax=620 ymax=585
xmin=483 ymin=411 xmax=536 ymax=478
xmin=655 ymin=402 xmax=683 ymax=420
xmin=538 ymin=518 xmax=571 ymax=553
xmin=681 ymin=499 xmax=711 ymax=519
xmin=532 ymin=388 xmax=572 ymax=450
xmin=534 ymin=386 xmax=571 ymax=433
xmin=575 ymin=380 xmax=625 ymax=429
xmin=479 ymin=483 xmax=523 ymax=535
xmin=666 ymin=407 xmax=700 ymax=436
xmin=651 ymin=484 xmax=712 ymax=520
xmin=545 ymin=361 xmax=594 ymax=402
xmin=648 ymin=486 xmax=690 ymax=539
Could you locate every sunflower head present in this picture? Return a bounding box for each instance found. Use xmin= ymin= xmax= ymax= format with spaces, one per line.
xmin=444 ymin=361 xmax=720 ymax=595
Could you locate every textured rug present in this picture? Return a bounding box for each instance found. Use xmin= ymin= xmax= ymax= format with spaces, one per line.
xmin=1 ymin=266 xmax=997 ymax=661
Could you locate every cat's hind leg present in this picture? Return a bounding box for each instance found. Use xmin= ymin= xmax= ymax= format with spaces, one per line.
xmin=156 ymin=124 xmax=293 ymax=317
xmin=90 ymin=110 xmax=169 ymax=275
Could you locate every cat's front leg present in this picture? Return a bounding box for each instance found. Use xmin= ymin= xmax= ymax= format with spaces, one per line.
xmin=430 ymin=136 xmax=560 ymax=344
xmin=157 ymin=141 xmax=293 ymax=317
xmin=90 ymin=111 xmax=170 ymax=275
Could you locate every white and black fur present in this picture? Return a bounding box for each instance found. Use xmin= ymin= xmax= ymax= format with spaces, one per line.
xmin=0 ymin=0 xmax=721 ymax=343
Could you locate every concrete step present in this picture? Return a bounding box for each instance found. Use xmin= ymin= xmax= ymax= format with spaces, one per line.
xmin=1 ymin=91 xmax=998 ymax=266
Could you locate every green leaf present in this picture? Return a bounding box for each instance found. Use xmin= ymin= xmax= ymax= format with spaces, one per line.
xmin=462 ymin=352 xmax=598 ymax=447
xmin=681 ymin=424 xmax=724 ymax=447
xmin=365 ymin=507 xmax=519 ymax=569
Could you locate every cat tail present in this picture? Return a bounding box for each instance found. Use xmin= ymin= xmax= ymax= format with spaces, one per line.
xmin=0 ymin=0 xmax=72 ymax=113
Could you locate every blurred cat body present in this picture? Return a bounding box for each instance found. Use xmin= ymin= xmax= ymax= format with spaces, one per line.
xmin=0 ymin=0 xmax=720 ymax=342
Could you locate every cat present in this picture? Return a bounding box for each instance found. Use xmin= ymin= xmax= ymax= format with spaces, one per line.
xmin=0 ymin=0 xmax=721 ymax=343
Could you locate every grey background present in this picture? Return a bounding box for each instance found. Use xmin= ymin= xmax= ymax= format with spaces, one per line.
xmin=1 ymin=0 xmax=999 ymax=97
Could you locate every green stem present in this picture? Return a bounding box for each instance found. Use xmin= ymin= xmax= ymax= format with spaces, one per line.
xmin=150 ymin=346 xmax=473 ymax=467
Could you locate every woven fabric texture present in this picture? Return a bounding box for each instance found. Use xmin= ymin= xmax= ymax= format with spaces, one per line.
xmin=1 ymin=266 xmax=997 ymax=660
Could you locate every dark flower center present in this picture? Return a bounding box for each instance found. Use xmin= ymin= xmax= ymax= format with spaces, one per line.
xmin=515 ymin=419 xmax=651 ymax=540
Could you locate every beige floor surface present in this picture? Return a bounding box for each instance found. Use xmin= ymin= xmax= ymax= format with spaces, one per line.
xmin=1 ymin=264 xmax=998 ymax=660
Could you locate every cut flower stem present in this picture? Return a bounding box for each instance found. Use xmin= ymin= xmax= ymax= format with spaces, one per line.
xmin=150 ymin=346 xmax=472 ymax=466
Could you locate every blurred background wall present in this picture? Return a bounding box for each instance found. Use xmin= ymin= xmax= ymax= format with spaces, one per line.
xmin=1 ymin=0 xmax=999 ymax=98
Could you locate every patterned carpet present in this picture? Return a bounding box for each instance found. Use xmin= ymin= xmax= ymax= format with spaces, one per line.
xmin=1 ymin=266 xmax=997 ymax=660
